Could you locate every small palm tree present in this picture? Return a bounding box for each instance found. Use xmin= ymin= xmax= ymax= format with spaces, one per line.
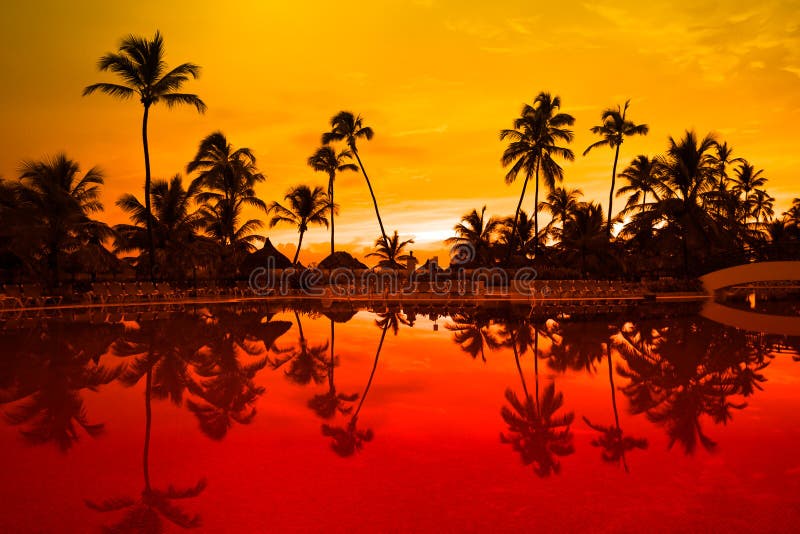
xmin=187 ymin=132 xmax=267 ymax=258
xmin=17 ymin=154 xmax=111 ymax=285
xmin=500 ymin=92 xmax=575 ymax=258
xmin=445 ymin=206 xmax=501 ymax=266
xmin=84 ymin=31 xmax=206 ymax=277
xmin=749 ymin=188 xmax=775 ymax=226
xmin=732 ymin=161 xmax=767 ymax=223
xmin=709 ymin=141 xmax=743 ymax=188
xmin=616 ymin=155 xmax=663 ymax=213
xmin=268 ymin=185 xmax=330 ymax=264
xmin=366 ymin=230 xmax=414 ymax=269
xmin=583 ymin=100 xmax=649 ymax=235
xmin=114 ymin=174 xmax=211 ymax=278
xmin=538 ymin=186 xmax=583 ymax=231
xmin=308 ymin=146 xmax=359 ymax=255
xmin=322 ymin=111 xmax=389 ymax=247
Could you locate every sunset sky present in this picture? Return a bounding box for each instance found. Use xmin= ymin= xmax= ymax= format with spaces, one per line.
xmin=1 ymin=0 xmax=798 ymax=264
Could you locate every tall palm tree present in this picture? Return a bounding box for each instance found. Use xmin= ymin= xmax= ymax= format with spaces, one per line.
xmin=366 ymin=230 xmax=414 ymax=269
xmin=268 ymin=185 xmax=330 ymax=265
xmin=84 ymin=31 xmax=206 ymax=277
xmin=17 ymin=154 xmax=111 ymax=285
xmin=500 ymin=92 xmax=575 ymax=258
xmin=115 ymin=174 xmax=212 ymax=278
xmin=270 ymin=312 xmax=329 ymax=385
xmin=308 ymin=319 xmax=359 ymax=419
xmin=732 ymin=161 xmax=767 ymax=223
xmin=616 ymin=155 xmax=663 ymax=213
xmin=307 ymin=146 xmax=359 ymax=255
xmin=322 ymin=111 xmax=388 ymax=247
xmin=583 ymin=100 xmax=649 ymax=235
xmin=445 ymin=206 xmax=501 ymax=266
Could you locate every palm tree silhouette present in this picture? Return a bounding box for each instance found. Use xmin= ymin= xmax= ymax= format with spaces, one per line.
xmin=749 ymin=188 xmax=775 ymax=227
xmin=114 ymin=174 xmax=213 ymax=279
xmin=445 ymin=206 xmax=501 ymax=267
xmin=84 ymin=31 xmax=206 ymax=278
xmin=187 ymin=132 xmax=267 ymax=257
xmin=16 ymin=154 xmax=111 ymax=285
xmin=308 ymin=319 xmax=359 ymax=419
xmin=322 ymin=111 xmax=389 ymax=247
xmin=308 ymin=146 xmax=359 ymax=256
xmin=446 ymin=310 xmax=503 ymax=362
xmin=268 ymin=185 xmax=330 ymax=265
xmin=366 ymin=230 xmax=414 ymax=269
xmin=500 ymin=92 xmax=575 ymax=259
xmin=732 ymin=161 xmax=767 ymax=224
xmin=616 ymin=155 xmax=663 ymax=214
xmin=538 ymin=186 xmax=584 ymax=234
xmin=583 ymin=100 xmax=649 ymax=235
xmin=559 ymin=202 xmax=614 ymax=277
xmin=497 ymin=210 xmax=539 ymax=260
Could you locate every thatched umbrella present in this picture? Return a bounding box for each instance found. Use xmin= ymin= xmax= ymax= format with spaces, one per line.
xmin=318 ymin=251 xmax=367 ymax=270
xmin=239 ymin=238 xmax=294 ymax=275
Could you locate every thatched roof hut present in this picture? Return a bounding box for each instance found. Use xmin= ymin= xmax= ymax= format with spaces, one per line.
xmin=318 ymin=251 xmax=367 ymax=270
xmin=239 ymin=238 xmax=294 ymax=275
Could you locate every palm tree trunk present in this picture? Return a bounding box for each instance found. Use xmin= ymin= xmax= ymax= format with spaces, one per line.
xmin=606 ymin=344 xmax=628 ymax=472
xmin=328 ymin=319 xmax=335 ymax=392
xmin=293 ymin=229 xmax=305 ymax=265
xmin=143 ymin=366 xmax=152 ymax=492
xmin=352 ymin=150 xmax=389 ymax=248
xmin=533 ymin=324 xmax=540 ymax=415
xmin=142 ymin=104 xmax=156 ymax=281
xmin=329 ymin=173 xmax=335 ymax=256
xmin=608 ymin=144 xmax=621 ymax=236
xmin=352 ymin=324 xmax=388 ymax=422
xmin=506 ymin=173 xmax=531 ymax=263
xmin=294 ymin=311 xmax=305 ymax=341
xmin=511 ymin=332 xmax=529 ymax=398
xmin=533 ymin=160 xmax=541 ymax=258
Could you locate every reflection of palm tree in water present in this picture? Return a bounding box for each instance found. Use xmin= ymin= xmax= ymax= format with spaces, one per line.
xmin=583 ymin=342 xmax=647 ymax=472
xmin=86 ymin=366 xmax=206 ymax=531
xmin=271 ymin=311 xmax=329 ymax=386
xmin=321 ymin=312 xmax=409 ymax=457
xmin=308 ymin=319 xmax=359 ymax=419
xmin=0 ymin=322 xmax=120 ymax=452
xmin=499 ymin=317 xmax=575 ymax=477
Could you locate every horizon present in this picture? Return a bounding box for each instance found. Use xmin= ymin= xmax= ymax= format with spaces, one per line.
xmin=1 ymin=0 xmax=799 ymax=266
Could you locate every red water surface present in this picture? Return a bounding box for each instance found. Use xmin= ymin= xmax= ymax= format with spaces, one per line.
xmin=1 ymin=307 xmax=799 ymax=532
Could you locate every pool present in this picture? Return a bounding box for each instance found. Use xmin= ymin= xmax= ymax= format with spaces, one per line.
xmin=1 ymin=302 xmax=799 ymax=532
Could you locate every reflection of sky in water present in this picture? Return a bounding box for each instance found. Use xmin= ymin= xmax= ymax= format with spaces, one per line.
xmin=1 ymin=303 xmax=799 ymax=531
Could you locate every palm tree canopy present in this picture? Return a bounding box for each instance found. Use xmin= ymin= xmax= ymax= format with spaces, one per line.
xmin=366 ymin=230 xmax=414 ymax=269
xmin=583 ymin=100 xmax=649 ymax=156
xmin=268 ymin=185 xmax=330 ymax=233
xmin=321 ymin=111 xmax=374 ymax=152
xmin=307 ymin=146 xmax=359 ymax=177
xmin=83 ymin=30 xmax=206 ymax=113
xmin=500 ymin=92 xmax=575 ymax=189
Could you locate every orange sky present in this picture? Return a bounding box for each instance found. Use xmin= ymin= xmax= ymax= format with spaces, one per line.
xmin=1 ymin=0 xmax=798 ymax=265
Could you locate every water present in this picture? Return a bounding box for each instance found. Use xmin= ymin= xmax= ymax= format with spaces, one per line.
xmin=1 ymin=302 xmax=799 ymax=532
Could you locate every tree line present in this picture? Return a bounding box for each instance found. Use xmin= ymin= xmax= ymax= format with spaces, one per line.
xmin=1 ymin=31 xmax=798 ymax=287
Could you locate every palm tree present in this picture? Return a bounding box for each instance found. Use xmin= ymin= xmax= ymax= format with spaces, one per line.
xmin=84 ymin=31 xmax=206 ymax=277
xmin=17 ymin=154 xmax=112 ymax=285
xmin=749 ymin=188 xmax=775 ymax=226
xmin=497 ymin=210 xmax=539 ymax=260
xmin=270 ymin=312 xmax=329 ymax=385
xmin=500 ymin=92 xmax=575 ymax=258
xmin=114 ymin=174 xmax=212 ymax=279
xmin=538 ymin=186 xmax=583 ymax=232
xmin=560 ymin=202 xmax=613 ymax=276
xmin=616 ymin=155 xmax=663 ymax=213
xmin=583 ymin=100 xmax=649 ymax=235
xmin=709 ymin=141 xmax=743 ymax=188
xmin=732 ymin=161 xmax=767 ymax=223
xmin=444 ymin=206 xmax=501 ymax=266
xmin=322 ymin=111 xmax=388 ymax=247
xmin=366 ymin=230 xmax=414 ymax=269
xmin=308 ymin=146 xmax=359 ymax=255
xmin=308 ymin=319 xmax=359 ymax=419
xmin=187 ymin=132 xmax=267 ymax=248
xmin=268 ymin=185 xmax=330 ymax=265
